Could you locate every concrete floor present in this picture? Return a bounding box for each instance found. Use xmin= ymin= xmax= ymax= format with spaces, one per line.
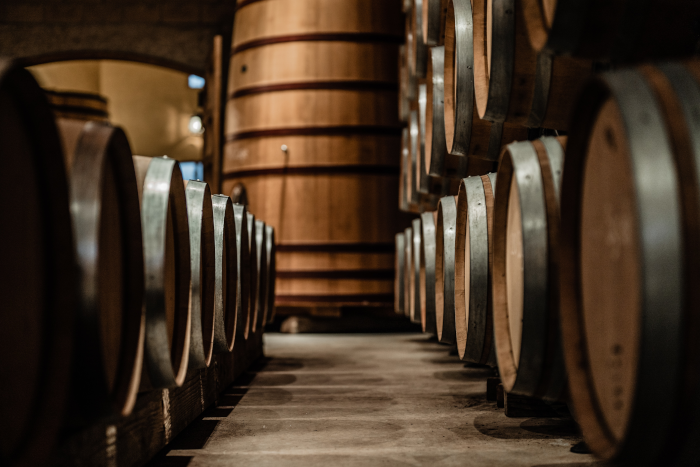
xmin=150 ymin=333 xmax=598 ymax=467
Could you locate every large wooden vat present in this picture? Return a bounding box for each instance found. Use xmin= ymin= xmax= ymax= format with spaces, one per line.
xmin=0 ymin=60 xmax=75 ymax=467
xmin=224 ymin=0 xmax=404 ymax=307
xmin=560 ymin=61 xmax=700 ymax=465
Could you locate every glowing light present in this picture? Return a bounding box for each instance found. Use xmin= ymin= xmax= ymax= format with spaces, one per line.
xmin=188 ymin=75 xmax=205 ymax=89
xmin=189 ymin=115 xmax=203 ymax=134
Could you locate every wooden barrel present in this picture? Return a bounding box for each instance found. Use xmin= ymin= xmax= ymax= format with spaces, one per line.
xmin=246 ymin=212 xmax=259 ymax=333
xmin=0 ymin=60 xmax=75 ymax=467
xmin=411 ymin=0 xmax=429 ymax=77
xmin=184 ymin=180 xmax=216 ymax=369
xmin=443 ymin=0 xmax=527 ymax=161
xmin=59 ymin=121 xmax=145 ymax=422
xmin=254 ymin=219 xmax=269 ymax=331
xmin=455 ymin=173 xmax=497 ymax=365
xmin=400 ymin=127 xmax=412 ymax=212
xmin=399 ymin=45 xmax=415 ymax=123
xmin=404 ymin=226 xmax=413 ymax=318
xmin=224 ymin=0 xmax=402 ymax=307
xmin=422 ymin=0 xmax=447 ymax=46
xmin=471 ymin=0 xmax=591 ymax=129
xmin=264 ymin=224 xmax=277 ymax=324
xmin=133 ymin=155 xmax=191 ymax=389
xmin=424 ymin=46 xmax=467 ymax=186
xmin=435 ymin=195 xmax=458 ymax=343
xmin=410 ymin=218 xmax=423 ymax=324
xmin=560 ymin=61 xmax=700 ymax=464
xmin=419 ymin=211 xmax=438 ymax=333
xmin=492 ymin=137 xmax=566 ymax=400
xmin=522 ymin=0 xmax=700 ymax=63
xmin=211 ymin=194 xmax=238 ymax=353
xmin=46 ymin=89 xmax=109 ymax=122
xmin=395 ymin=233 xmax=406 ymax=314
xmin=411 ymin=104 xmax=441 ymax=210
xmin=232 ymin=204 xmax=252 ymax=340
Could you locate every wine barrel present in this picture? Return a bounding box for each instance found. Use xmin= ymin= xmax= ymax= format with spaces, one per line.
xmin=435 ymin=195 xmax=458 ymax=343
xmin=419 ymin=211 xmax=438 ymax=333
xmin=560 ymin=61 xmax=700 ymax=465
xmin=492 ymin=136 xmax=566 ymax=400
xmin=455 ymin=173 xmax=497 ymax=365
xmin=0 ymin=60 xmax=75 ymax=467
xmin=522 ymin=0 xmax=700 ymax=63
xmin=224 ymin=0 xmax=402 ymax=307
xmin=424 ymin=46 xmax=467 ymax=187
xmin=264 ymin=224 xmax=277 ymax=324
xmin=212 ymin=194 xmax=238 ymax=353
xmin=395 ymin=232 xmax=406 ymax=314
xmin=46 ymin=89 xmax=108 ymax=122
xmin=254 ymin=219 xmax=269 ymax=331
xmin=59 ymin=121 xmax=145 ymax=422
xmin=232 ymin=204 xmax=252 ymax=340
xmin=246 ymin=212 xmax=259 ymax=334
xmin=184 ymin=180 xmax=216 ymax=369
xmin=411 ymin=0 xmax=429 ymax=77
xmin=472 ymin=0 xmax=591 ymax=129
xmin=422 ymin=0 xmax=447 ymax=46
xmin=411 ymin=103 xmax=441 ymax=210
xmin=133 ymin=155 xmax=191 ymax=389
xmin=399 ymin=45 xmax=415 ymax=123
xmin=400 ymin=127 xmax=412 ymax=212
xmin=404 ymin=225 xmax=413 ymax=318
xmin=410 ymin=218 xmax=423 ymax=324
xmin=443 ymin=0 xmax=527 ymax=161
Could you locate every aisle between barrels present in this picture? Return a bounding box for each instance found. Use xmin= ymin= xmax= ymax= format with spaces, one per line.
xmin=148 ymin=334 xmax=595 ymax=466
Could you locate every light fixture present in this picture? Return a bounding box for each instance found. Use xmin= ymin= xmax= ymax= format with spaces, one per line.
xmin=189 ymin=115 xmax=204 ymax=135
xmin=188 ymin=75 xmax=205 ymax=89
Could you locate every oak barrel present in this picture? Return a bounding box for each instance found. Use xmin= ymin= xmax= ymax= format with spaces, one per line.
xmin=395 ymin=232 xmax=406 ymax=314
xmin=224 ymin=0 xmax=403 ymax=307
xmin=404 ymin=226 xmax=413 ymax=318
xmin=0 ymin=60 xmax=75 ymax=467
xmin=254 ymin=219 xmax=269 ymax=331
xmin=264 ymin=224 xmax=277 ymax=324
xmin=443 ymin=0 xmax=527 ymax=161
xmin=412 ymin=100 xmax=441 ymax=210
xmin=60 ymin=121 xmax=145 ymax=422
xmin=435 ymin=195 xmax=458 ymax=343
xmin=419 ymin=211 xmax=438 ymax=334
xmin=233 ymin=204 xmax=252 ymax=340
xmin=211 ymin=194 xmax=238 ymax=353
xmin=560 ymin=61 xmax=700 ymax=465
xmin=521 ymin=0 xmax=700 ymax=63
xmin=410 ymin=218 xmax=423 ymax=324
xmin=454 ymin=173 xmax=497 ymax=365
xmin=422 ymin=0 xmax=447 ymax=46
xmin=246 ymin=212 xmax=259 ymax=334
xmin=133 ymin=155 xmax=191 ymax=389
xmin=411 ymin=0 xmax=429 ymax=77
xmin=46 ymin=89 xmax=109 ymax=122
xmin=184 ymin=180 xmax=216 ymax=369
xmin=472 ymin=0 xmax=591 ymax=129
xmin=492 ymin=136 xmax=566 ymax=400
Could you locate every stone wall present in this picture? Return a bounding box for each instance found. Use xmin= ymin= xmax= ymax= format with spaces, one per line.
xmin=0 ymin=1 xmax=235 ymax=74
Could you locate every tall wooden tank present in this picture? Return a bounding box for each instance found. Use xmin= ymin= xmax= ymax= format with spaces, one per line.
xmin=224 ymin=0 xmax=404 ymax=307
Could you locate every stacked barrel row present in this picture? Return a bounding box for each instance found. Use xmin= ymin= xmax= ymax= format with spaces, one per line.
xmin=395 ymin=0 xmax=700 ymax=465
xmin=0 ymin=60 xmax=277 ymax=467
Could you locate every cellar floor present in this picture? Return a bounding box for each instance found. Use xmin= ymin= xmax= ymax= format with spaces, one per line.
xmin=149 ymin=334 xmax=597 ymax=467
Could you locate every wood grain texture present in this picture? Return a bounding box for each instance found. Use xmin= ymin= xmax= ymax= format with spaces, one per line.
xmin=232 ymin=0 xmax=403 ymax=48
